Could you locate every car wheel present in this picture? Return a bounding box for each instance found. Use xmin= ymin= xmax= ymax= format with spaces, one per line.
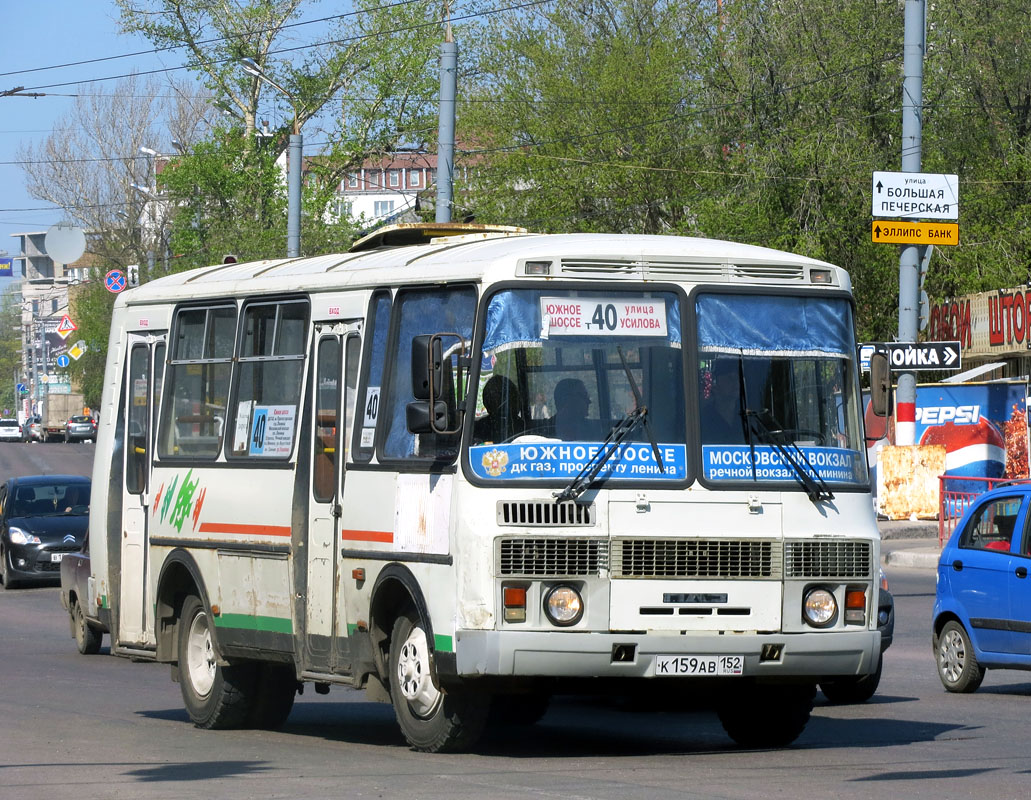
xmin=0 ymin=548 xmax=19 ymax=590
xmin=717 ymin=683 xmax=815 ymax=748
xmin=177 ymin=594 xmax=256 ymax=728
xmin=936 ymin=620 xmax=986 ymax=693
xmin=72 ymin=598 xmax=102 ymax=655
xmin=388 ymin=611 xmax=488 ymax=752
xmin=820 ymin=657 xmax=882 ymax=704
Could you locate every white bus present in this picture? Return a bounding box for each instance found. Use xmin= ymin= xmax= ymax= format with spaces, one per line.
xmin=88 ymin=223 xmax=886 ymax=752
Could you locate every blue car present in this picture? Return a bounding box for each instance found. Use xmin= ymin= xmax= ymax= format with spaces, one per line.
xmin=933 ymin=483 xmax=1031 ymax=692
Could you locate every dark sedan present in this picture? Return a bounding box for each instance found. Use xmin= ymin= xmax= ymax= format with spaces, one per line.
xmin=65 ymin=415 xmax=97 ymax=443
xmin=0 ymin=475 xmax=91 ymax=589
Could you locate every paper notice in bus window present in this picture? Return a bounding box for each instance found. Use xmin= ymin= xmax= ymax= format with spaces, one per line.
xmin=248 ymin=404 xmax=296 ymax=457
xmin=360 ymin=427 xmax=375 ymax=447
xmin=133 ymin=378 xmax=148 ymax=406
xmin=363 ymin=386 xmax=381 ymax=427
xmin=233 ymin=401 xmax=252 ymax=453
xmin=540 ymin=297 xmax=667 ymax=337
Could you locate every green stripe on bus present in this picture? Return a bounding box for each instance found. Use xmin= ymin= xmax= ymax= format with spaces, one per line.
xmin=214 ymin=613 xmax=293 ymax=634
xmin=345 ymin=624 xmax=453 ymax=653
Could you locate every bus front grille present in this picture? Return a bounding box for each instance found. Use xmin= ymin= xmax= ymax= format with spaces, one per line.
xmin=498 ymin=537 xmax=607 ymax=576
xmin=612 ymin=539 xmax=780 ymax=579
xmin=496 ymin=500 xmax=594 ymax=527
xmin=784 ymin=540 xmax=872 ymax=579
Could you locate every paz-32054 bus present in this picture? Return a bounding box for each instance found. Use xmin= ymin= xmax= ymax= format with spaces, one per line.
xmin=86 ymin=223 xmax=886 ymax=752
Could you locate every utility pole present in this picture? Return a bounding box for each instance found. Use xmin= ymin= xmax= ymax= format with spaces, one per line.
xmin=435 ymin=4 xmax=457 ymax=223
xmin=895 ymin=0 xmax=926 ymax=447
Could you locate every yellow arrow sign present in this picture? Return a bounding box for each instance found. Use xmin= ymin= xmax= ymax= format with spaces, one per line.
xmin=871 ymin=220 xmax=959 ymax=245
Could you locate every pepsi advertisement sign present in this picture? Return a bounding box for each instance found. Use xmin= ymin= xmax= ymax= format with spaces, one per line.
xmin=469 ymin=441 xmax=687 ymax=481
xmin=702 ymin=445 xmax=866 ymax=484
xmin=866 ymin=382 xmax=1030 ymax=494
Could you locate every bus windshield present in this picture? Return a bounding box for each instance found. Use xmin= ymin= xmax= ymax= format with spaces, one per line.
xmin=467 ymin=287 xmax=687 ymax=484
xmin=696 ymin=292 xmax=868 ymax=488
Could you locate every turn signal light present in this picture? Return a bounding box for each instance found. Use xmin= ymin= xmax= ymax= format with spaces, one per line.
xmin=845 ymin=589 xmax=866 ymax=625
xmin=504 ymin=586 xmax=527 ymax=623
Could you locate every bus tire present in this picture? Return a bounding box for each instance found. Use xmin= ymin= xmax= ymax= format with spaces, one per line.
xmin=820 ymin=658 xmax=882 ymax=704
xmin=246 ymin=663 xmax=297 ymax=730
xmin=72 ymin=598 xmax=102 ymax=655
xmin=717 ymin=683 xmax=814 ymax=748
xmin=178 ymin=594 xmax=256 ymax=729
xmin=488 ymin=692 xmax=551 ymax=727
xmin=388 ymin=611 xmax=488 ymax=752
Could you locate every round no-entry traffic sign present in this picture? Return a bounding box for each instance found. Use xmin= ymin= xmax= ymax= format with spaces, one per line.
xmin=105 ymin=269 xmax=127 ymax=293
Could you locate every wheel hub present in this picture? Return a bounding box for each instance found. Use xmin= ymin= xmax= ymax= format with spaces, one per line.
xmin=939 ymin=629 xmax=964 ymax=683
xmin=186 ymin=611 xmax=216 ymax=697
xmin=395 ymin=624 xmax=441 ymax=718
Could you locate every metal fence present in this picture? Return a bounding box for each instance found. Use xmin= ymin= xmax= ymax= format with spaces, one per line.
xmin=938 ymin=475 xmax=1031 ymax=545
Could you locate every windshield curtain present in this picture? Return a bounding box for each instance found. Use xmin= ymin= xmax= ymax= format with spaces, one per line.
xmin=696 ymin=293 xmax=868 ymax=487
xmin=468 ymin=288 xmax=687 ymax=484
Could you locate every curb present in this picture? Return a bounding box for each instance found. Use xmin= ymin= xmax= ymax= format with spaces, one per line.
xmin=883 ymin=548 xmax=940 ymax=569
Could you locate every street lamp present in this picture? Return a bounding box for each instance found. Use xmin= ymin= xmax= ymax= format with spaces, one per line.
xmin=241 ymin=57 xmax=301 ymax=258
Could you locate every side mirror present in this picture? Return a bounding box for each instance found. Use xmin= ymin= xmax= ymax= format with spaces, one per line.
xmin=406 ymin=401 xmax=450 ymax=434
xmin=870 ymin=351 xmax=892 ymax=417
xmin=410 ymin=335 xmax=443 ymax=401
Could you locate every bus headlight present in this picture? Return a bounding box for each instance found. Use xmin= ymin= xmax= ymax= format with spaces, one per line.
xmin=543 ymin=585 xmax=583 ymax=626
xmin=803 ymin=588 xmax=837 ymax=628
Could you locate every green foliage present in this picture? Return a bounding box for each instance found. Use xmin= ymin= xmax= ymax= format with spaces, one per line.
xmin=0 ymin=290 xmax=24 ymax=414
xmin=461 ymin=0 xmax=1031 ymax=341
xmin=68 ymin=283 xmax=117 ymax=410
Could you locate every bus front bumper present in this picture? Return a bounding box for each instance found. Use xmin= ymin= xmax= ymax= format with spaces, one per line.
xmin=452 ymin=629 xmax=880 ymax=680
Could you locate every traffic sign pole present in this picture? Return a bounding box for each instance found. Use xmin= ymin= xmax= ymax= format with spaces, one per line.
xmin=896 ymin=0 xmax=926 ymax=447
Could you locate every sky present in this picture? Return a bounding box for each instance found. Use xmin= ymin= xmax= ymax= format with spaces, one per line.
xmin=0 ymin=3 xmax=177 ymax=260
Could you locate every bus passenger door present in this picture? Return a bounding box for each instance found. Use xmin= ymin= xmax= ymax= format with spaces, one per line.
xmin=119 ymin=333 xmax=166 ymax=647
xmin=305 ymin=324 xmax=360 ymax=673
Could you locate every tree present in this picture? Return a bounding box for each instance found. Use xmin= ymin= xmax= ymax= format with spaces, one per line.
xmin=18 ymin=74 xmax=214 ymax=272
xmin=118 ymin=0 xmax=443 ymax=262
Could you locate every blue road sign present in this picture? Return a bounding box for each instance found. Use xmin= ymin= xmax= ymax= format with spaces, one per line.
xmin=16 ymin=383 xmax=25 ymax=394
xmin=56 ymin=354 xmax=71 ymax=368
xmin=105 ymin=269 xmax=126 ymax=293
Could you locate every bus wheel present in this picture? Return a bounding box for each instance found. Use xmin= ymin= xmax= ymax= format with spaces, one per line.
xmin=488 ymin=692 xmax=551 ymax=726
xmin=246 ymin=663 xmax=297 ymax=730
xmin=72 ymin=599 xmax=102 ymax=655
xmin=820 ymin=658 xmax=882 ymax=704
xmin=387 ymin=611 xmax=488 ymax=752
xmin=717 ymin=683 xmax=814 ymax=748
xmin=178 ymin=595 xmax=256 ymax=729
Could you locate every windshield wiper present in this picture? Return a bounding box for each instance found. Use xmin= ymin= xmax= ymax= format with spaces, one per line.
xmin=554 ymin=346 xmax=665 ymax=502
xmin=744 ymin=409 xmax=834 ymax=503
xmin=553 ymin=406 xmax=649 ymax=502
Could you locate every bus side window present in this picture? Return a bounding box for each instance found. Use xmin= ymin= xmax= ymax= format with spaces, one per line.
xmin=229 ymin=299 xmax=309 ymax=459
xmin=380 ymin=285 xmax=476 ymax=463
xmin=157 ymin=304 xmax=237 ymax=459
xmin=353 ymin=290 xmax=392 ymax=462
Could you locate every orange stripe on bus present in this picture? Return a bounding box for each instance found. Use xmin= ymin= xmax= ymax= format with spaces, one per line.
xmin=341 ymin=529 xmax=393 ymax=543
xmin=197 ymin=522 xmax=292 ymax=537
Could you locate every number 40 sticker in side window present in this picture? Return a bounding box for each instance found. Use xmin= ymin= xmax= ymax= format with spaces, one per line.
xmin=361 ymin=386 xmax=380 ymax=447
xmin=248 ymin=404 xmax=298 ymax=457
xmin=540 ymin=297 xmax=667 ymax=337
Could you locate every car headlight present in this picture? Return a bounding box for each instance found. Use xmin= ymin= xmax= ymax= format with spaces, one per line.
xmin=803 ymin=587 xmax=837 ymax=628
xmin=543 ymin=584 xmax=584 ymax=626
xmin=9 ymin=527 xmax=41 ymax=545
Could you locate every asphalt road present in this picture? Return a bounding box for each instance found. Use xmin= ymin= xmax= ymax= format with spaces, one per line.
xmin=1 ymin=443 xmax=1030 ymax=799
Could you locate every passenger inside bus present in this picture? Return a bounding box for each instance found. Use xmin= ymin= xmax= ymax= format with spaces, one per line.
xmin=474 ymin=375 xmax=523 ymax=443
xmin=552 ymin=378 xmax=595 ymax=441
xmin=700 ymin=359 xmax=746 ymax=444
